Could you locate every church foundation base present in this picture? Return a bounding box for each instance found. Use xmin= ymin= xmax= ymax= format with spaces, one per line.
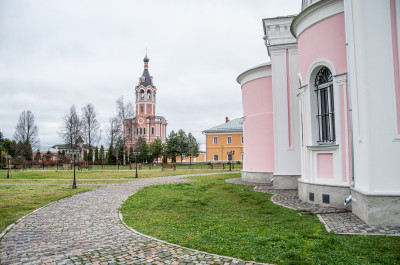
xmin=241 ymin=171 xmax=299 ymax=189
xmin=241 ymin=171 xmax=273 ymax=184
xmin=298 ymin=179 xmax=351 ymax=210
xmin=272 ymin=175 xmax=300 ymax=189
xmin=352 ymin=189 xmax=400 ymax=226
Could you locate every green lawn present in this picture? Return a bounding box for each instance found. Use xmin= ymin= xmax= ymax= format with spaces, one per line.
xmin=0 ymin=168 xmax=228 ymax=235
xmin=0 ymin=168 xmax=230 ymax=180
xmin=121 ymin=173 xmax=400 ymax=265
xmin=0 ymin=185 xmax=98 ymax=233
xmin=0 ymin=179 xmax=132 ymax=184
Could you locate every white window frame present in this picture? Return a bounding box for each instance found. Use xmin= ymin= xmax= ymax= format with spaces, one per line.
xmin=241 ymin=136 xmax=244 ymax=144
xmin=227 ymin=136 xmax=232 ymax=144
xmin=213 ymin=136 xmax=218 ymax=144
xmin=213 ymin=154 xmax=219 ymax=161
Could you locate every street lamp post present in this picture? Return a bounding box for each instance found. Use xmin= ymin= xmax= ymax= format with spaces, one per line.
xmin=189 ymin=148 xmax=192 ymax=169
xmin=6 ymin=155 xmax=11 ymax=179
xmin=148 ymin=152 xmax=152 ymax=170
xmin=133 ymin=152 xmax=140 ymax=178
xmin=70 ymin=149 xmax=80 ymax=189
xmin=227 ymin=151 xmax=235 ymax=171
xmin=73 ymin=153 xmax=77 ymax=188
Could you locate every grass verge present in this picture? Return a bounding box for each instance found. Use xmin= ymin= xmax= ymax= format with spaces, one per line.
xmin=0 ymin=185 xmax=98 ymax=233
xmin=0 ymin=179 xmax=132 ymax=184
xmin=0 ymin=169 xmax=231 ymax=180
xmin=121 ymin=173 xmax=400 ymax=265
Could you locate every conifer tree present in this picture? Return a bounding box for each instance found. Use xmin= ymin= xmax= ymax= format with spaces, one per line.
xmin=83 ymin=150 xmax=88 ymax=162
xmin=106 ymin=143 xmax=116 ymax=164
xmin=99 ymin=145 xmax=105 ymax=162
xmin=94 ymin=147 xmax=99 ymax=162
xmin=166 ymin=130 xmax=179 ymax=163
xmin=149 ymin=138 xmax=164 ymax=162
xmin=187 ymin=132 xmax=199 ymax=166
xmin=88 ymin=148 xmax=93 ymax=162
xmin=129 ymin=146 xmax=134 ymax=163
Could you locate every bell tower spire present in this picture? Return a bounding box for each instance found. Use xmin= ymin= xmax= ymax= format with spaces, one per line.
xmin=144 ymin=48 xmax=149 ymax=69
xmin=135 ymin=52 xmax=156 ymax=118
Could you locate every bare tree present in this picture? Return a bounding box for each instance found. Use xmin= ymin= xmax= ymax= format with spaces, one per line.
xmin=105 ymin=117 xmax=121 ymax=151
xmin=81 ymin=103 xmax=100 ymax=152
xmin=14 ymin=110 xmax=40 ymax=148
xmin=116 ymin=96 xmax=134 ymax=164
xmin=60 ymin=105 xmax=82 ymax=149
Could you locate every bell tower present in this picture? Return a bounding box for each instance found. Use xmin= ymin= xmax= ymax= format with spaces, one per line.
xmin=135 ymin=52 xmax=156 ymax=118
xmin=125 ymin=52 xmax=168 ymax=151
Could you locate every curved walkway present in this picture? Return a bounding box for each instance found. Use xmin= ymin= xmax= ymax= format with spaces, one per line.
xmin=0 ymin=174 xmax=266 ymax=265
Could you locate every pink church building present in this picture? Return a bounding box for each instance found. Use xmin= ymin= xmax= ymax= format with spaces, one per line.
xmin=238 ymin=0 xmax=400 ymax=225
xmin=125 ymin=55 xmax=168 ymax=150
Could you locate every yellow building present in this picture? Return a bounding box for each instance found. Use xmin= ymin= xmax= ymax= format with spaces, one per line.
xmin=167 ymin=152 xmax=206 ymax=163
xmin=203 ymin=117 xmax=243 ymax=162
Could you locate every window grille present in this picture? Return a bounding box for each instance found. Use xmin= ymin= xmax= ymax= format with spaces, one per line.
xmin=314 ymin=67 xmax=335 ymax=143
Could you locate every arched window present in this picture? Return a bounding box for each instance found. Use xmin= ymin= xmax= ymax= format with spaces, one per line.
xmin=151 ymin=127 xmax=154 ymax=135
xmin=314 ymin=67 xmax=335 ymax=143
xmin=144 ymin=128 xmax=146 ymax=135
xmin=140 ymin=128 xmax=142 ymax=135
xmin=147 ymin=90 xmax=151 ymax=100
xmin=140 ymin=90 xmax=144 ymax=99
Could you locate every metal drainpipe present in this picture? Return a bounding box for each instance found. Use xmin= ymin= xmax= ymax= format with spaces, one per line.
xmin=344 ymin=0 xmax=355 ymax=204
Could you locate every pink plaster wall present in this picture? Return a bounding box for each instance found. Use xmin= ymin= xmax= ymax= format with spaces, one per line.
xmin=298 ymin=13 xmax=347 ymax=82
xmin=391 ymin=0 xmax=400 ymax=135
xmin=242 ymin=76 xmax=274 ymax=172
xmin=317 ymin=153 xmax=334 ymax=179
xmin=339 ymin=84 xmax=348 ymax=183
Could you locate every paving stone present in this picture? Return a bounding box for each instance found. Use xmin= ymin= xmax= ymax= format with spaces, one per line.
xmin=1 ymin=174 xmax=270 ymax=264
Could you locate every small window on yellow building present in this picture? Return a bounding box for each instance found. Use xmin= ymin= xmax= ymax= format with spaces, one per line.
xmin=213 ymin=154 xmax=218 ymax=161
xmin=227 ymin=136 xmax=232 ymax=144
xmin=213 ymin=136 xmax=218 ymax=144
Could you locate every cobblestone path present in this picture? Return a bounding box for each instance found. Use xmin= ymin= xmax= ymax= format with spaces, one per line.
xmin=227 ymin=178 xmax=400 ymax=236
xmin=0 ymin=174 xmax=267 ymax=265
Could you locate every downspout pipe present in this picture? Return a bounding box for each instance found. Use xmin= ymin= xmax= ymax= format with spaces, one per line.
xmin=343 ymin=0 xmax=355 ymax=205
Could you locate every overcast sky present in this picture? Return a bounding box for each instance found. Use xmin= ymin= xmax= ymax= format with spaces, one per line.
xmin=0 ymin=0 xmax=300 ymax=150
